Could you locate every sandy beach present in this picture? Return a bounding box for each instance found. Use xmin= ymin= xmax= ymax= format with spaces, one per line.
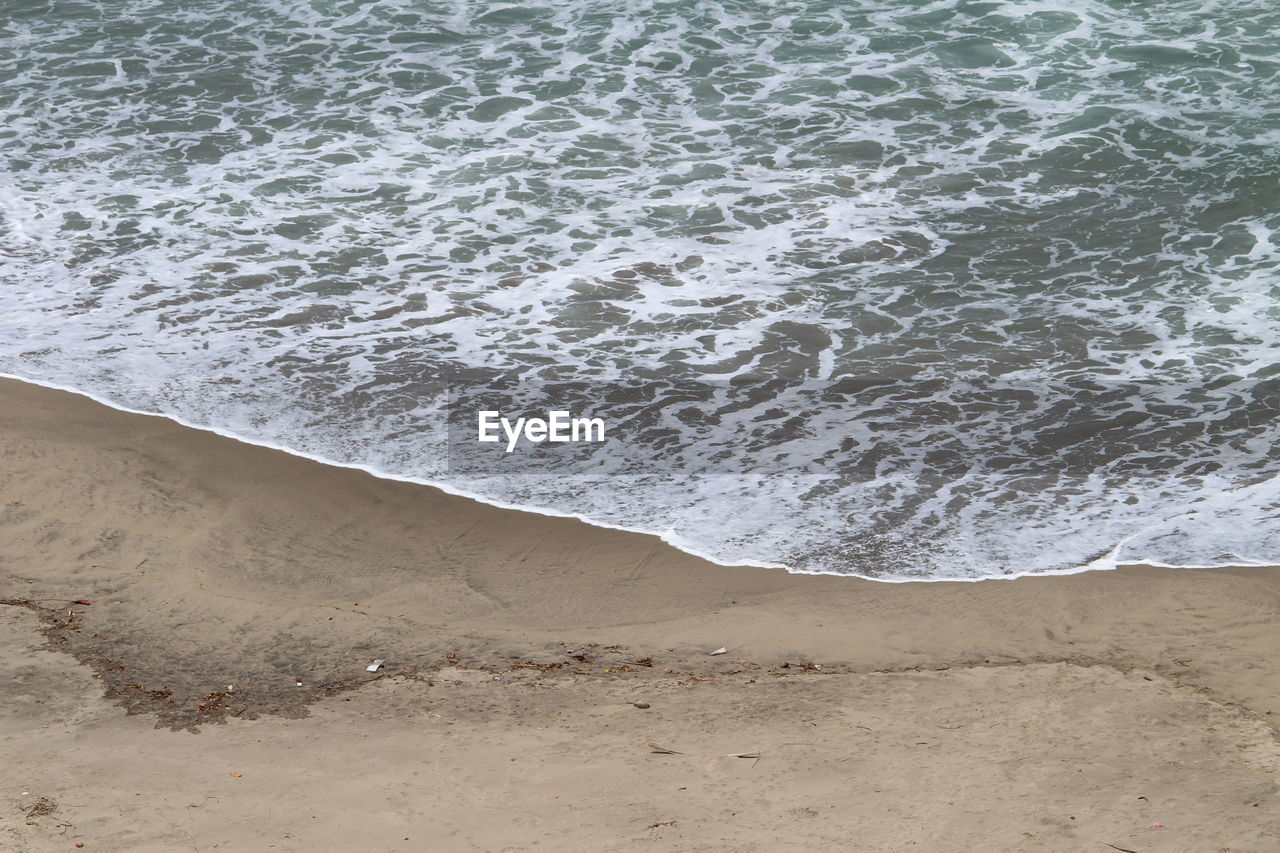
xmin=2 ymin=375 xmax=1279 ymax=852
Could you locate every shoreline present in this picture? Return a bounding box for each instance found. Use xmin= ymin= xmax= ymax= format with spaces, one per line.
xmin=7 ymin=371 xmax=1264 ymax=584
xmin=3 ymin=376 xmax=1280 ymax=850
xmin=0 ymin=372 xmax=796 ymax=574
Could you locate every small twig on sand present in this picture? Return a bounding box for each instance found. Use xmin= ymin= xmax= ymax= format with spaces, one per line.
xmin=1106 ymin=844 xmax=1139 ymax=853
xmin=648 ymin=741 xmax=682 ymax=755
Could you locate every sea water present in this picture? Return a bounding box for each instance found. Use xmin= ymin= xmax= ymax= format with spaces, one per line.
xmin=2 ymin=0 xmax=1278 ymax=578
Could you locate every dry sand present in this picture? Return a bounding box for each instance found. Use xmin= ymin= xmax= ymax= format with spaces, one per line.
xmin=1 ymin=376 xmax=1279 ymax=852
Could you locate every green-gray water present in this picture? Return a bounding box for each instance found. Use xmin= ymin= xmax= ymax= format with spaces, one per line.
xmin=2 ymin=0 xmax=1278 ymax=577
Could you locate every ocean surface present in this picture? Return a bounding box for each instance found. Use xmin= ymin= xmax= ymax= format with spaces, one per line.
xmin=2 ymin=0 xmax=1279 ymax=579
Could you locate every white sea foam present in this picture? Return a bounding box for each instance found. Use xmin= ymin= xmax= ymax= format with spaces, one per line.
xmin=1 ymin=0 xmax=1278 ymax=578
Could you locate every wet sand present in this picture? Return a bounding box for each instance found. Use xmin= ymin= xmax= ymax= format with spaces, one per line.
xmin=2 ymin=377 xmax=1279 ymax=851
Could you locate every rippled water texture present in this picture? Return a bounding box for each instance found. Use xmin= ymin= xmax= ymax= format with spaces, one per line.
xmin=2 ymin=0 xmax=1278 ymax=577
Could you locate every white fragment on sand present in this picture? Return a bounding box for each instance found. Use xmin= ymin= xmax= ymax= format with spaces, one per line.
xmin=710 ymin=647 xmax=727 ymax=656
xmin=366 ymin=659 xmax=385 ymax=672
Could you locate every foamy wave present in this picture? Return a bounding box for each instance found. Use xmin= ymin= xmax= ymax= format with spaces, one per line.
xmin=2 ymin=0 xmax=1278 ymax=577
